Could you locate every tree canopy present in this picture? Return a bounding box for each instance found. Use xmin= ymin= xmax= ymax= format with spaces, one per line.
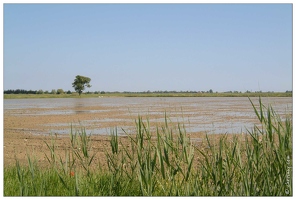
xmin=72 ymin=75 xmax=91 ymax=96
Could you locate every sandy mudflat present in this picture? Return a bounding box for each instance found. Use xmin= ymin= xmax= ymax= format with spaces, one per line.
xmin=3 ymin=112 xmax=206 ymax=169
xmin=3 ymin=105 xmax=206 ymax=168
xmin=4 ymin=97 xmax=292 ymax=168
xmin=4 ymin=107 xmax=132 ymax=168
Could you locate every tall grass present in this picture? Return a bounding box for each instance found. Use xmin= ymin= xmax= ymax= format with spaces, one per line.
xmin=4 ymin=98 xmax=292 ymax=196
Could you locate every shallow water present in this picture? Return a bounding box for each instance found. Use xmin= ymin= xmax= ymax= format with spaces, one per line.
xmin=4 ymin=97 xmax=292 ymax=135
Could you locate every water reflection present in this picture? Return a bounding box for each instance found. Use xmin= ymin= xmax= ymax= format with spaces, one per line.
xmin=74 ymin=98 xmax=91 ymax=114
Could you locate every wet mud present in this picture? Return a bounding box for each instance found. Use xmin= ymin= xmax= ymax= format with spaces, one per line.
xmin=4 ymin=97 xmax=292 ymax=167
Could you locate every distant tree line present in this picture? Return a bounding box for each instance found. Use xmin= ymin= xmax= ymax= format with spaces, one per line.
xmin=4 ymin=89 xmax=292 ymax=95
xmin=4 ymin=89 xmax=38 ymax=94
xmin=4 ymin=89 xmax=72 ymax=94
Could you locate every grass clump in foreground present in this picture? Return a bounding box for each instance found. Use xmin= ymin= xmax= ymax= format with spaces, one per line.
xmin=4 ymin=98 xmax=292 ymax=196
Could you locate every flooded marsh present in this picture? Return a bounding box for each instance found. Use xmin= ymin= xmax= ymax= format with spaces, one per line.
xmin=4 ymin=97 xmax=292 ymax=136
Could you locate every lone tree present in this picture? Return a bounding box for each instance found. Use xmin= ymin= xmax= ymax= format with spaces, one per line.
xmin=72 ymin=75 xmax=91 ymax=96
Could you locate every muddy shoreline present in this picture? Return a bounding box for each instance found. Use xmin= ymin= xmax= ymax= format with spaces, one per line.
xmin=4 ymin=97 xmax=292 ymax=167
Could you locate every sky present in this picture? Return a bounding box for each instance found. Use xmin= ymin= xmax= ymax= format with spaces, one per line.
xmin=3 ymin=3 xmax=293 ymax=92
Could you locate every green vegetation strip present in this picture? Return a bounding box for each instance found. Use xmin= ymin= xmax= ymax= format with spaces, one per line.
xmin=4 ymin=98 xmax=292 ymax=196
xmin=4 ymin=92 xmax=292 ymax=99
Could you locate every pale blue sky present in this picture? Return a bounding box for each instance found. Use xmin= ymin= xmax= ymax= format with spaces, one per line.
xmin=3 ymin=4 xmax=292 ymax=92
